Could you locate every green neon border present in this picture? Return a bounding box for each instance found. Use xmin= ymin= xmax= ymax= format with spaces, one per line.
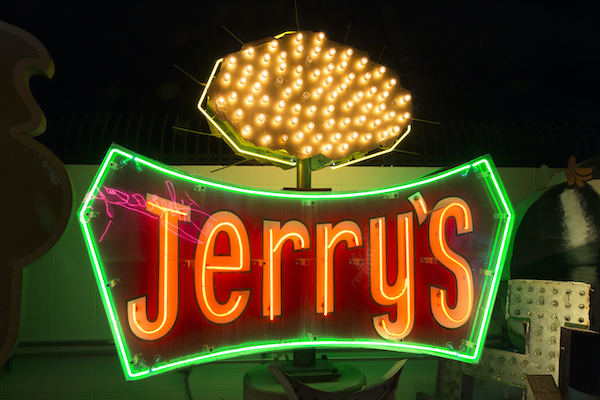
xmin=78 ymin=144 xmax=514 ymax=380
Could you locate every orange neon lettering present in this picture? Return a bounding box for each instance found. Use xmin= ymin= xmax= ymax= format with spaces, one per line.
xmin=262 ymin=220 xmax=310 ymax=320
xmin=370 ymin=214 xmax=415 ymax=340
xmin=429 ymin=198 xmax=474 ymax=329
xmin=195 ymin=211 xmax=251 ymax=324
xmin=127 ymin=194 xmax=190 ymax=340
xmin=418 ymin=198 xmax=427 ymax=215
xmin=316 ymin=221 xmax=362 ymax=316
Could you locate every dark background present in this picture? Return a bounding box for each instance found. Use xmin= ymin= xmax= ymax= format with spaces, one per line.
xmin=3 ymin=0 xmax=599 ymax=122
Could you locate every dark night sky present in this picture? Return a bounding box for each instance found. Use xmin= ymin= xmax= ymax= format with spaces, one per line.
xmin=2 ymin=0 xmax=599 ymax=122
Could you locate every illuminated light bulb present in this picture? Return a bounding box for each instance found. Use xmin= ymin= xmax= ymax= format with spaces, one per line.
xmin=284 ymin=87 xmax=292 ymax=96
xmin=253 ymin=82 xmax=261 ymax=91
xmin=324 ymin=144 xmax=332 ymax=151
xmin=307 ymin=122 xmax=315 ymax=130
xmin=295 ymin=78 xmax=303 ymax=87
xmin=373 ymin=118 xmax=382 ymax=126
xmin=230 ymin=91 xmax=237 ymax=100
xmin=304 ymin=146 xmax=312 ymax=154
xmin=328 ymin=47 xmax=336 ymax=56
xmin=341 ymin=143 xmax=349 ymax=151
xmin=280 ymin=51 xmax=287 ymax=59
xmin=309 ymin=105 xmax=317 ymax=113
xmin=296 ymin=45 xmax=304 ymax=53
xmin=340 ymin=60 xmax=348 ymax=68
xmin=223 ymin=72 xmax=231 ymax=82
xmin=360 ymin=57 xmax=368 ymax=66
xmin=378 ymin=103 xmax=387 ymax=111
xmin=278 ymin=100 xmax=286 ymax=108
xmin=246 ymin=65 xmax=253 ymax=73
xmin=291 ymin=116 xmax=299 ymax=125
xmin=315 ymin=133 xmax=323 ymax=141
xmin=216 ymin=97 xmax=225 ymax=106
xmin=403 ymin=112 xmax=411 ymax=119
xmin=246 ymin=94 xmax=254 ymax=103
xmin=358 ymin=115 xmax=366 ymax=123
xmin=270 ymin=40 xmax=278 ymax=49
xmin=327 ymin=118 xmax=335 ymax=127
xmin=355 ymin=91 xmax=364 ymax=100
xmin=340 ymin=83 xmax=347 ymax=90
xmin=343 ymin=117 xmax=351 ymax=125
xmin=369 ymin=86 xmax=377 ymax=94
xmin=334 ymin=132 xmax=342 ymax=140
xmin=346 ymin=100 xmax=354 ymax=108
xmin=404 ymin=94 xmax=412 ymax=102
xmin=281 ymin=134 xmax=288 ymax=142
xmin=246 ymin=47 xmax=254 ymax=56
xmin=365 ymin=133 xmax=373 ymax=140
xmin=388 ymin=111 xmax=396 ymax=118
xmin=261 ymin=69 xmax=269 ymax=78
xmin=257 ymin=113 xmax=265 ymax=123
xmin=365 ymin=102 xmax=373 ymax=111
xmin=388 ymin=78 xmax=397 ymax=87
xmin=263 ymin=53 xmax=271 ymax=62
xmin=274 ymin=115 xmax=282 ymax=123
xmin=228 ymin=56 xmax=237 ymax=66
xmin=393 ymin=125 xmax=401 ymax=133
xmin=314 ymin=46 xmax=321 ymax=54
xmin=325 ymin=76 xmax=333 ymax=85
xmin=295 ymin=65 xmax=303 ymax=74
xmin=381 ymin=90 xmax=389 ymax=98
xmin=363 ymin=72 xmax=372 ymax=81
xmin=327 ymin=105 xmax=335 ymax=113
xmin=296 ymin=131 xmax=304 ymax=139
xmin=239 ymin=76 xmax=247 ymax=84
xmin=294 ymin=103 xmax=302 ymax=112
xmin=330 ymin=91 xmax=338 ymax=99
xmin=296 ymin=33 xmax=303 ymax=42
xmin=235 ymin=108 xmax=243 ymax=117
xmin=243 ymin=125 xmax=251 ymax=135
xmin=313 ymin=68 xmax=321 ymax=77
xmin=279 ymin=62 xmax=287 ymax=71
xmin=378 ymin=66 xmax=386 ymax=74
xmin=318 ymin=32 xmax=325 ymax=40
xmin=345 ymin=48 xmax=353 ymax=57
xmin=264 ymin=135 xmax=271 ymax=143
xmin=327 ymin=63 xmax=335 ymax=72
xmin=347 ymin=72 xmax=356 ymax=81
xmin=351 ymin=131 xmax=359 ymax=139
xmin=261 ymin=95 xmax=269 ymax=103
xmin=315 ymin=87 xmax=324 ymax=95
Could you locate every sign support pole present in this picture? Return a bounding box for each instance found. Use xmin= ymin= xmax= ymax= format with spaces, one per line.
xmin=297 ymin=159 xmax=311 ymax=189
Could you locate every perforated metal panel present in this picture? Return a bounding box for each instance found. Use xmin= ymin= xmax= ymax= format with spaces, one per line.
xmin=440 ymin=279 xmax=592 ymax=400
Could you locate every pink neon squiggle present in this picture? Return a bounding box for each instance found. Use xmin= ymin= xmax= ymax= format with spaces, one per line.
xmin=184 ymin=191 xmax=215 ymax=220
xmin=93 ymin=181 xmax=221 ymax=246
xmin=166 ymin=180 xmax=176 ymax=202
xmin=99 ymin=220 xmax=113 ymax=242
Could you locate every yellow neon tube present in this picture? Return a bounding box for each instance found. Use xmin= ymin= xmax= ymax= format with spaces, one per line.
xmin=330 ymin=125 xmax=411 ymax=169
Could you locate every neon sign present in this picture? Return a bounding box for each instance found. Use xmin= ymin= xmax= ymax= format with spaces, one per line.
xmin=79 ymin=144 xmax=513 ymax=380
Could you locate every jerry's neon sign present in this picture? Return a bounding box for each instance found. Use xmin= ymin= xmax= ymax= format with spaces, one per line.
xmin=79 ymin=145 xmax=513 ymax=380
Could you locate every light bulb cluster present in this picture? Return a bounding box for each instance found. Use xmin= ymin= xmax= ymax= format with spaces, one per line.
xmin=207 ymin=31 xmax=413 ymax=160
